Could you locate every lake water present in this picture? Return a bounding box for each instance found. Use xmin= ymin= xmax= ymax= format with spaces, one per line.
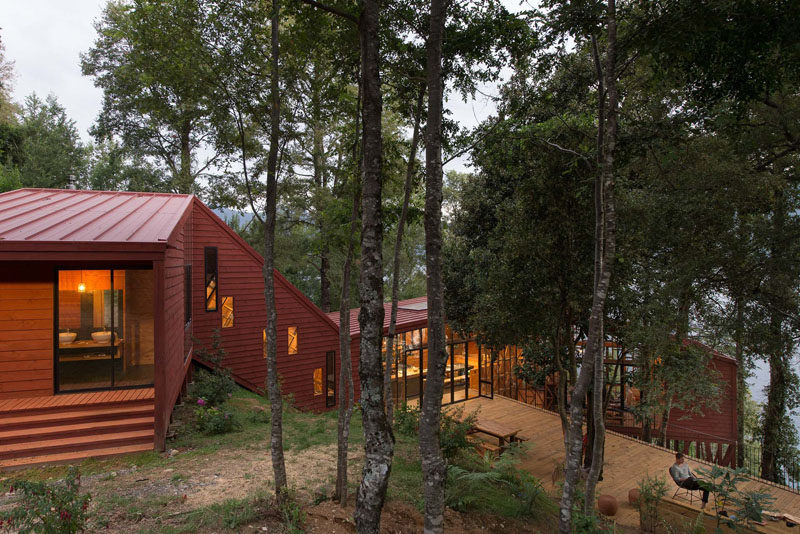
xmin=748 ymin=359 xmax=800 ymax=434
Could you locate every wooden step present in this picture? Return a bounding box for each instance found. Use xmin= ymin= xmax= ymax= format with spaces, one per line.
xmin=0 ymin=416 xmax=154 ymax=445
xmin=0 ymin=397 xmax=153 ymax=417
xmin=0 ymin=404 xmax=154 ymax=431
xmin=0 ymin=442 xmax=155 ymax=471
xmin=0 ymin=429 xmax=154 ymax=460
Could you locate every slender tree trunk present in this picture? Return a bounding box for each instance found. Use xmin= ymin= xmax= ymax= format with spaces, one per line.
xmin=384 ymin=86 xmax=425 ymax=425
xmin=313 ymin=117 xmax=332 ymax=313
xmin=659 ymin=401 xmax=672 ymax=447
xmin=178 ymin=116 xmax=192 ymax=194
xmin=560 ymin=2 xmax=617 ymax=528
xmin=335 ymin=185 xmax=359 ymax=505
xmin=263 ymin=0 xmax=288 ymax=503
xmin=419 ymin=1 xmax=447 ymax=531
xmin=335 ymin=81 xmax=362 ymax=507
xmin=734 ymin=296 xmax=745 ymax=467
xmin=354 ymin=1 xmax=394 ymax=531
xmin=761 ymin=190 xmax=788 ymax=483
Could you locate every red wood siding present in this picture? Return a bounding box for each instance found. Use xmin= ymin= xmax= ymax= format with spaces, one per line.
xmin=190 ymin=202 xmax=339 ymax=411
xmin=0 ymin=263 xmax=53 ymax=398
xmin=667 ymin=354 xmax=738 ymax=443
xmin=154 ymin=211 xmax=193 ymax=450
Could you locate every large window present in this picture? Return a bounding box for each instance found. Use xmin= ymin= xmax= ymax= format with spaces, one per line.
xmin=204 ymin=247 xmax=218 ymax=311
xmin=56 ymin=269 xmax=154 ymax=392
xmin=221 ymin=296 xmax=234 ymax=328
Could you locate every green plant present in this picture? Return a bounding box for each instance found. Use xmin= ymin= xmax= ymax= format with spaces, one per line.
xmin=695 ymin=465 xmax=775 ymax=530
xmin=439 ymin=406 xmax=478 ymax=460
xmin=394 ymin=402 xmax=420 ymax=436
xmin=1 ymin=467 xmax=91 ymax=533
xmin=189 ymin=331 xmax=235 ymax=407
xmin=445 ymin=447 xmax=554 ymax=519
xmin=636 ymin=473 xmax=668 ymax=533
xmin=195 ymin=405 xmax=238 ymax=435
xmin=278 ymin=489 xmax=305 ymax=534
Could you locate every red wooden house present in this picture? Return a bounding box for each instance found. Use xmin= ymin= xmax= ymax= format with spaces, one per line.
xmin=0 ymin=188 xmax=338 ymax=469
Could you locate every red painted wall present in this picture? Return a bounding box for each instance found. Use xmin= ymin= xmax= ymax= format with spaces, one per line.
xmin=0 ymin=263 xmax=53 ymax=398
xmin=154 ymin=210 xmax=194 ymax=449
xmin=666 ymin=354 xmax=738 ymax=444
xmin=190 ymin=201 xmax=340 ymax=411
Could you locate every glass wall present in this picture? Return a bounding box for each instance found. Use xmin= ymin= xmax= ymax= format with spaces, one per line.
xmin=384 ymin=327 xmax=488 ymax=406
xmin=56 ymin=269 xmax=154 ymax=392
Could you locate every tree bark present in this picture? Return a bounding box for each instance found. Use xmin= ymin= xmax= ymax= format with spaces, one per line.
xmin=734 ymin=295 xmax=745 ymax=467
xmin=335 ymin=79 xmax=362 ymax=507
xmin=419 ymin=0 xmax=447 ymax=531
xmin=560 ymin=2 xmax=617 ymax=528
xmin=384 ymin=85 xmax=425 ymax=426
xmin=263 ymin=0 xmax=288 ymax=503
xmin=177 ymin=115 xmax=192 ymax=194
xmin=335 ymin=184 xmax=359 ymax=505
xmin=354 ymin=0 xmax=394 ymax=531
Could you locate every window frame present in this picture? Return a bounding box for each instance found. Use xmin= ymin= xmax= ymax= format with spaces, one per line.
xmin=221 ymin=296 xmax=234 ymax=328
xmin=204 ymin=246 xmax=218 ymax=312
xmin=325 ymin=351 xmax=336 ymax=407
xmin=288 ymin=326 xmax=298 ymax=355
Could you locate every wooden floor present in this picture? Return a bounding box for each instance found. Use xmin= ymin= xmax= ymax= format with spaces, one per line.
xmin=454 ymin=396 xmax=800 ymax=532
xmin=0 ymin=388 xmax=154 ymax=414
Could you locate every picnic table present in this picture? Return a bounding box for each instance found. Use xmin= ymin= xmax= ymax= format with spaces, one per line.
xmin=470 ymin=419 xmax=523 ymax=449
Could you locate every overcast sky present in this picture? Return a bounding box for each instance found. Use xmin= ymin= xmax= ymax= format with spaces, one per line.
xmin=0 ymin=0 xmax=517 ymax=174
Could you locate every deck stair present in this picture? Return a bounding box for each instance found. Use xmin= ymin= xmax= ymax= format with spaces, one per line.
xmin=0 ymin=388 xmax=155 ymax=471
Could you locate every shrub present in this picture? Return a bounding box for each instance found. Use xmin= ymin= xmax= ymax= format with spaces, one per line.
xmin=636 ymin=473 xmax=668 ymax=533
xmin=394 ymin=403 xmax=420 ymax=436
xmin=190 ymin=331 xmax=235 ymax=407
xmin=446 ymin=447 xmax=554 ymax=519
xmin=195 ymin=405 xmax=238 ymax=435
xmin=1 ymin=467 xmax=91 ymax=534
xmin=393 ymin=403 xmax=477 ymax=460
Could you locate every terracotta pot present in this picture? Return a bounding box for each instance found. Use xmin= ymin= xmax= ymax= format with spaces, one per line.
xmin=628 ymin=488 xmax=640 ymax=506
xmin=597 ymin=494 xmax=619 ymax=517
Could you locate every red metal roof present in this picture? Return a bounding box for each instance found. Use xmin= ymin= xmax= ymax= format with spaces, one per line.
xmin=0 ymin=188 xmax=193 ymax=248
xmin=327 ymin=296 xmax=428 ymax=338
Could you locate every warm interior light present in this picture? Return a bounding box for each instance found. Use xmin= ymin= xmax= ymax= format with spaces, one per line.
xmin=78 ymin=282 xmax=86 ymax=293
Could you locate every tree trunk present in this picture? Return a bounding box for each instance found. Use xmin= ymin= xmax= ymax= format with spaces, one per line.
xmin=733 ymin=300 xmax=747 ymax=468
xmin=354 ymin=1 xmax=394 ymax=531
xmin=263 ymin=0 xmax=288 ymax=503
xmin=761 ymin=190 xmax=788 ymax=483
xmin=419 ymin=0 xmax=447 ymax=531
xmin=384 ymin=86 xmax=424 ymax=426
xmin=335 ymin=80 xmax=362 ymax=507
xmin=659 ymin=401 xmax=672 ymax=447
xmin=177 ymin=115 xmax=192 ymax=194
xmin=560 ymin=2 xmax=617 ymax=528
xmin=335 ymin=184 xmax=359 ymax=506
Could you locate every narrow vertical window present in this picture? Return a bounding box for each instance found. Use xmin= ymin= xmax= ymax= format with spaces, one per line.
xmin=313 ymin=368 xmax=323 ymax=396
xmin=204 ymin=247 xmax=218 ymax=311
xmin=221 ymin=296 xmax=234 ymax=328
xmin=288 ymin=326 xmax=298 ymax=355
xmin=263 ymin=329 xmax=267 ymax=359
xmin=184 ymin=265 xmax=192 ymax=325
xmin=326 ymin=351 xmax=336 ymax=407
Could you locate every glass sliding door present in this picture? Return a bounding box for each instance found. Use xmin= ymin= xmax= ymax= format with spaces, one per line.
xmin=56 ymin=268 xmax=154 ymax=392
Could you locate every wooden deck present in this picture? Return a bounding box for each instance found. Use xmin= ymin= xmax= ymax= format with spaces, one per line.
xmin=0 ymin=388 xmax=154 ymax=414
xmin=453 ymin=396 xmax=800 ymax=532
xmin=0 ymin=388 xmax=155 ymax=470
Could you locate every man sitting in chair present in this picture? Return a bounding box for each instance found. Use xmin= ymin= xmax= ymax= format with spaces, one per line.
xmin=669 ymin=452 xmax=709 ymax=509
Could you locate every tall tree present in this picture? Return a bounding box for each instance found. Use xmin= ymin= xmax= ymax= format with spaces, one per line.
xmin=82 ymin=0 xmax=219 ymax=193
xmin=263 ymin=0 xmax=288 ymax=502
xmin=418 ymin=0 xmax=448 ymax=531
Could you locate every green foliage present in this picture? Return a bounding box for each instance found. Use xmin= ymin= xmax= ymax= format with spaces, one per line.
xmin=194 ymin=405 xmax=238 ymax=435
xmin=393 ymin=403 xmax=477 ymax=460
xmin=636 ymin=474 xmax=668 ymax=532
xmin=695 ymin=465 xmax=775 ymax=530
xmin=445 ymin=447 xmax=554 ymax=519
xmin=1 ymin=467 xmax=91 ymax=534
xmin=189 ymin=331 xmax=235 ymax=407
